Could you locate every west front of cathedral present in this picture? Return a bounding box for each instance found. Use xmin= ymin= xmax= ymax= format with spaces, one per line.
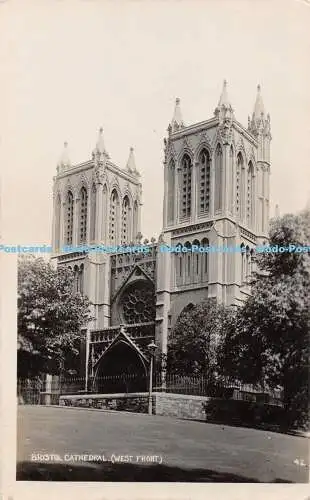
xmin=51 ymin=81 xmax=272 ymax=381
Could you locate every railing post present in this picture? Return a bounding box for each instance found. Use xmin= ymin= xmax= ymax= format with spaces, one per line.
xmin=148 ymin=355 xmax=154 ymax=415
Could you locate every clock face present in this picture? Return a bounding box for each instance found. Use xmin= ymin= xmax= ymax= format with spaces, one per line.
xmin=120 ymin=282 xmax=155 ymax=324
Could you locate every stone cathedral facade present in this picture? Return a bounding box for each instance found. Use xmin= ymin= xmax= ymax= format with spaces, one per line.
xmin=51 ymin=81 xmax=271 ymax=382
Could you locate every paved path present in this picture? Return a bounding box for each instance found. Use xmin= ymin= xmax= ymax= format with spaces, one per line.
xmin=17 ymin=406 xmax=309 ymax=482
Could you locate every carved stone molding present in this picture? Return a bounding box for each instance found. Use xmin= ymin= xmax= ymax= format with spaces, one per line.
xmin=219 ymin=118 xmax=233 ymax=145
xmin=172 ymin=221 xmax=213 ymax=236
xmin=94 ymin=165 xmax=106 ymax=185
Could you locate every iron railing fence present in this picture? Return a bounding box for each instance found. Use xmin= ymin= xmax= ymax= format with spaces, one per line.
xmin=32 ymin=372 xmax=282 ymax=406
xmin=17 ymin=378 xmax=43 ymax=405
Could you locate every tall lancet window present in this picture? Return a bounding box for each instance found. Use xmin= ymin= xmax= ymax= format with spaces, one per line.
xmin=198 ymin=149 xmax=211 ymax=215
xmin=122 ymin=195 xmax=130 ymax=244
xmin=133 ymin=200 xmax=138 ymax=241
xmin=66 ymin=191 xmax=74 ymax=245
xmin=236 ymin=153 xmax=244 ymax=219
xmin=73 ymin=265 xmax=80 ymax=293
xmin=201 ymin=237 xmax=209 ymax=282
xmin=109 ymin=189 xmax=120 ymax=244
xmin=55 ymin=194 xmax=61 ymax=250
xmin=90 ymin=184 xmax=96 ymax=242
xmin=167 ymin=159 xmax=175 ymax=223
xmin=79 ymin=264 xmax=84 ymax=294
xmin=214 ymin=144 xmax=223 ymax=212
xmin=229 ymin=146 xmax=234 ymax=213
xmin=247 ymin=162 xmax=254 ymax=227
xmin=240 ymin=243 xmax=246 ymax=283
xmin=79 ymin=187 xmax=88 ymax=244
xmin=180 ymin=154 xmax=192 ymax=219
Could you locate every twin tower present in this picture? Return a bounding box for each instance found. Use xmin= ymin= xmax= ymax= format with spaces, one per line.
xmin=52 ymin=81 xmax=271 ymax=363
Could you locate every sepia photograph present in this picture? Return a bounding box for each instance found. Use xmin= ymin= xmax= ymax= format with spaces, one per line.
xmin=1 ymin=0 xmax=309 ymax=498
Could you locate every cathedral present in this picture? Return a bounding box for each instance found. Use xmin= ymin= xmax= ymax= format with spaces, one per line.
xmin=51 ymin=81 xmax=271 ymax=383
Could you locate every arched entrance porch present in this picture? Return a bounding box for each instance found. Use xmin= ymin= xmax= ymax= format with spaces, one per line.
xmin=93 ymin=338 xmax=148 ymax=393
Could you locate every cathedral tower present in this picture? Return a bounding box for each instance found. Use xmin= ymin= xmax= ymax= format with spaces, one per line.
xmin=52 ymin=129 xmax=142 ymax=330
xmin=156 ymin=81 xmax=271 ymax=352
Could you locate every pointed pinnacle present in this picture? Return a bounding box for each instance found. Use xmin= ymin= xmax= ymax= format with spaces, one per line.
xmin=254 ymin=84 xmax=265 ymax=119
xmin=171 ymin=97 xmax=184 ymax=130
xmin=126 ymin=146 xmax=137 ymax=173
xmin=96 ymin=127 xmax=106 ymax=154
xmin=218 ymin=79 xmax=231 ymax=107
xmin=58 ymin=141 xmax=71 ymax=168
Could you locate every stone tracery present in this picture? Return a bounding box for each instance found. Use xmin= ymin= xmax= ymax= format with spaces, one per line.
xmin=120 ymin=282 xmax=155 ymax=324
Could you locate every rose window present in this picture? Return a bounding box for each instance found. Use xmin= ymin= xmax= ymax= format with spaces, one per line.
xmin=120 ymin=283 xmax=155 ymax=324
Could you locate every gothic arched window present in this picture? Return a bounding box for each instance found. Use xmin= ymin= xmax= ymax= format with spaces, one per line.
xmin=180 ymin=154 xmax=192 ymax=219
xmin=249 ymin=248 xmax=254 ymax=279
xmin=236 ymin=153 xmax=245 ymax=219
xmin=184 ymin=241 xmax=192 ymax=283
xmin=122 ymin=195 xmax=130 ymax=244
xmin=133 ymin=200 xmax=138 ymax=241
xmin=66 ymin=190 xmax=74 ymax=245
xmin=79 ymin=187 xmax=88 ymax=244
xmin=201 ymin=237 xmax=209 ymax=282
xmin=192 ymin=239 xmax=200 ymax=282
xmin=247 ymin=162 xmax=254 ymax=227
xmin=180 ymin=303 xmax=195 ymax=317
xmin=240 ymin=243 xmax=246 ymax=283
xmin=229 ymin=146 xmax=234 ymax=213
xmin=167 ymin=159 xmax=175 ymax=223
xmin=80 ymin=263 xmax=84 ymax=294
xmin=73 ymin=265 xmax=79 ymax=293
xmin=175 ymin=242 xmax=183 ymax=287
xmin=109 ymin=189 xmax=120 ymax=244
xmin=55 ymin=194 xmax=61 ymax=250
xmin=90 ymin=183 xmax=96 ymax=242
xmin=198 ymin=149 xmax=211 ymax=215
xmin=214 ymin=144 xmax=223 ymax=212
xmin=245 ymin=245 xmax=251 ymax=283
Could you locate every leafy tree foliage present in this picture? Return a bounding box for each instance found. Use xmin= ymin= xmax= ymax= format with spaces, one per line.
xmin=167 ymin=299 xmax=236 ymax=378
xmin=18 ymin=255 xmax=93 ymax=378
xmin=220 ymin=210 xmax=310 ymax=429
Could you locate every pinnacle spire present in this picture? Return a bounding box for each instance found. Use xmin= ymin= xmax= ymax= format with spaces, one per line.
xmin=218 ymin=79 xmax=230 ymax=107
xmin=126 ymin=147 xmax=140 ymax=176
xmin=170 ymin=97 xmax=184 ymax=132
xmin=92 ymin=127 xmax=109 ymax=160
xmin=126 ymin=147 xmax=136 ymax=172
xmin=214 ymin=79 xmax=234 ymax=121
xmin=58 ymin=141 xmax=71 ymax=170
xmin=96 ymin=127 xmax=106 ymax=154
xmin=253 ymin=84 xmax=265 ymax=120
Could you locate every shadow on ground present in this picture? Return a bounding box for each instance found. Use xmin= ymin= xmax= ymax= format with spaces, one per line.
xmin=16 ymin=461 xmax=295 ymax=482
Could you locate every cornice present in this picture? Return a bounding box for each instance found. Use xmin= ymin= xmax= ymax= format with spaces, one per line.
xmin=233 ymin=120 xmax=258 ymax=147
xmin=57 ymin=161 xmax=93 ymax=179
xmin=170 ymin=117 xmax=218 ymax=140
xmin=56 ymin=158 xmax=141 ymax=186
xmin=107 ymin=161 xmax=141 ymax=186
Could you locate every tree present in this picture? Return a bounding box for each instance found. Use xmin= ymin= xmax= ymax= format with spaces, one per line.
xmin=167 ymin=299 xmax=236 ymax=378
xmin=18 ymin=255 xmax=93 ymax=378
xmin=220 ymin=210 xmax=310 ymax=429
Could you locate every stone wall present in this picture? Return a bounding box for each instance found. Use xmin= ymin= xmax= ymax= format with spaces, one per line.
xmin=59 ymin=392 xmax=149 ymax=413
xmin=155 ymin=392 xmax=210 ymax=420
xmin=58 ymin=391 xmax=210 ymax=421
xmin=56 ymin=392 xmax=283 ymax=427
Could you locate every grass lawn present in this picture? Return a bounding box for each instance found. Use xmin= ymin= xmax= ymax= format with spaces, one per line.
xmin=17 ymin=405 xmax=309 ymax=482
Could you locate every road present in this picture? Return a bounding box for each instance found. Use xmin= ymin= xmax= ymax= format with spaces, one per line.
xmin=17 ymin=405 xmax=309 ymax=482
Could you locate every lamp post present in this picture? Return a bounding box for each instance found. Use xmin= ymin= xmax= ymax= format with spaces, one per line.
xmin=147 ymin=341 xmax=158 ymax=415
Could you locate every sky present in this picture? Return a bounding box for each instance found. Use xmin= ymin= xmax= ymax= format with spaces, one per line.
xmin=1 ymin=0 xmax=310 ymax=245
